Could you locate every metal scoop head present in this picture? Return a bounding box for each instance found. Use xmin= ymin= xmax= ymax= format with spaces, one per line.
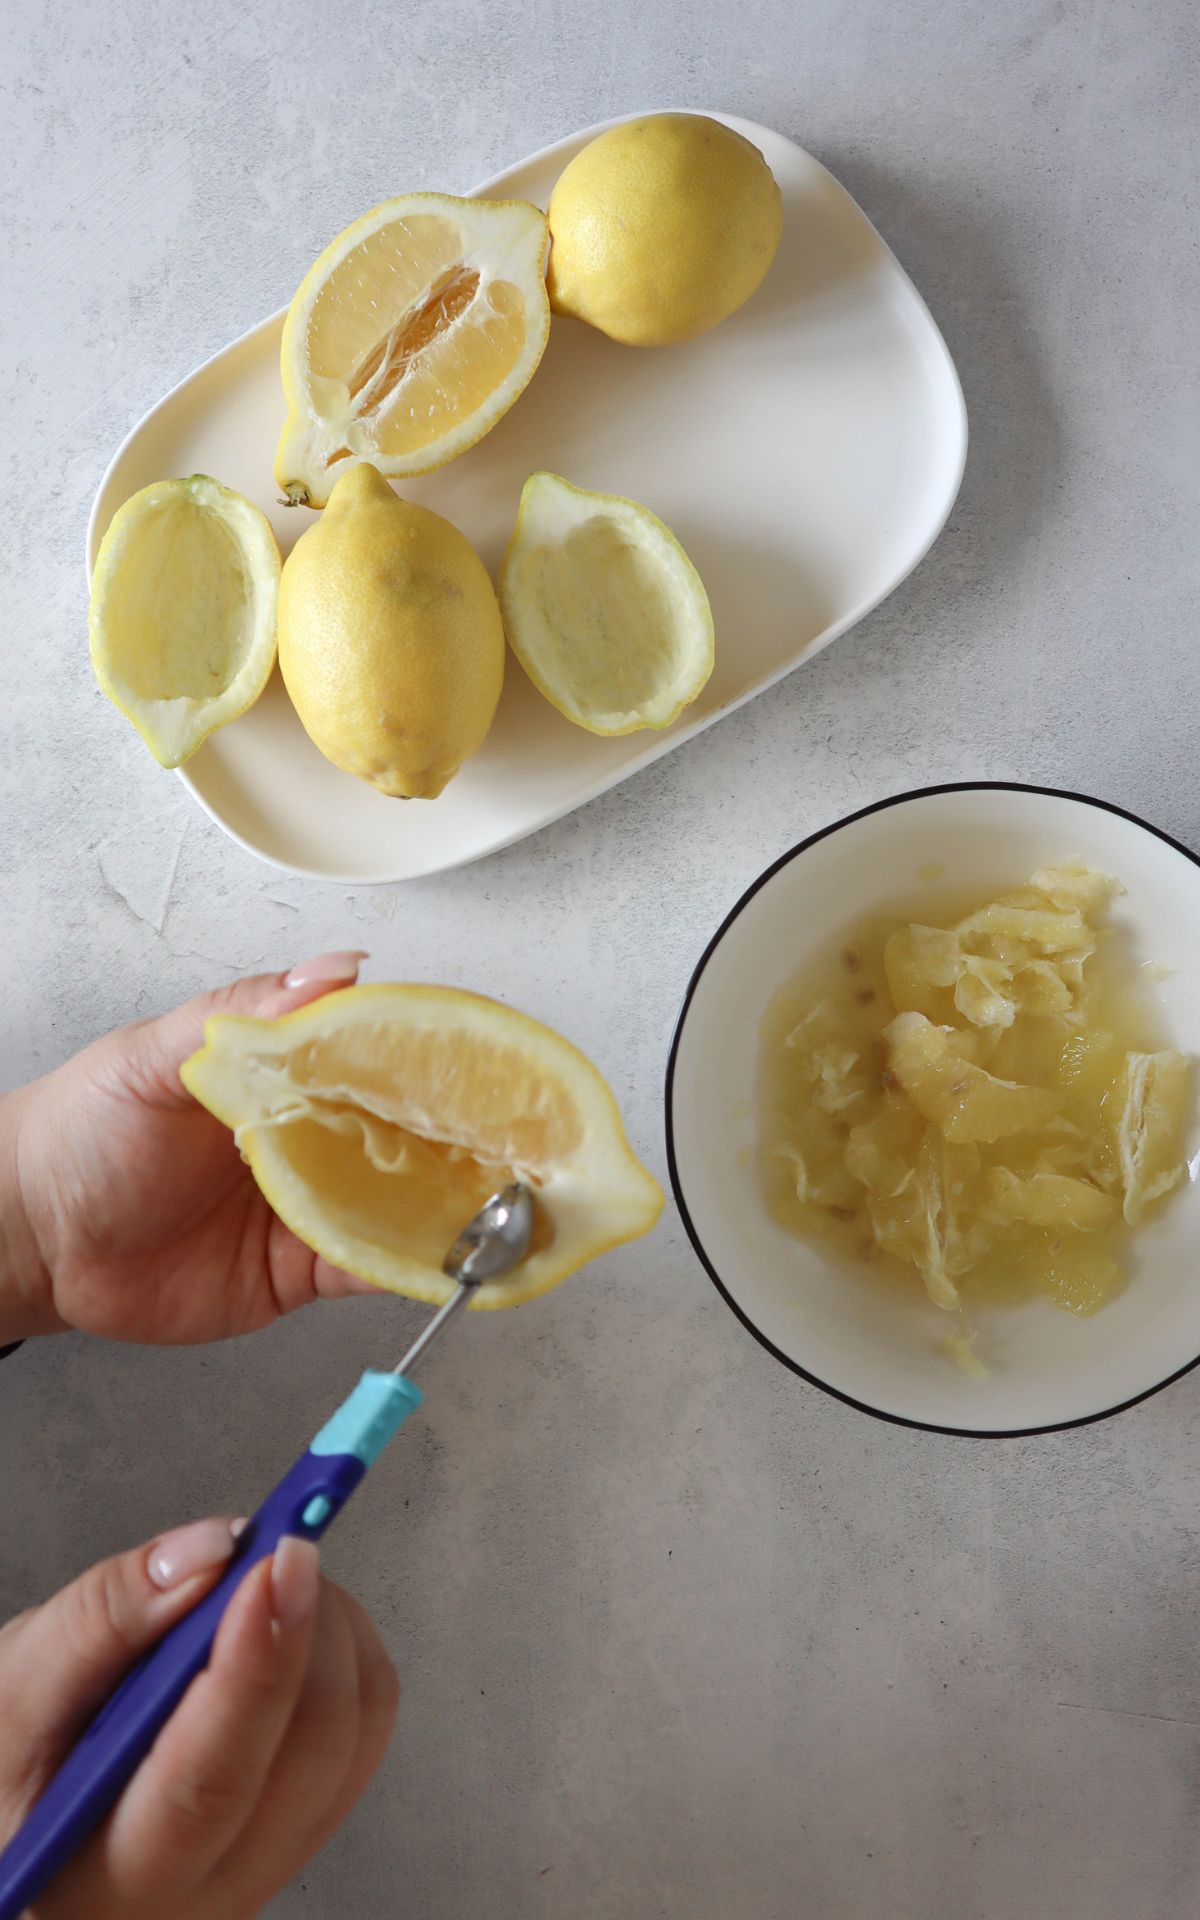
xmin=393 ymin=1182 xmax=534 ymax=1378
xmin=443 ymin=1182 xmax=535 ymax=1284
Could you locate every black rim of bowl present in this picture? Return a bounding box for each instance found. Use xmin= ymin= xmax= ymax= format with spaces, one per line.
xmin=664 ymin=780 xmax=1200 ymax=1439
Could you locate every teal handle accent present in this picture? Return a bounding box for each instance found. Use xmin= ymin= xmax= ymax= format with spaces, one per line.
xmin=310 ymin=1370 xmax=423 ymax=1468
xmin=302 ymin=1494 xmax=333 ymax=1527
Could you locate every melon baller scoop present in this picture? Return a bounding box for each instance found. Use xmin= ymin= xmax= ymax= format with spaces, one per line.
xmin=0 ymin=1182 xmax=536 ymax=1920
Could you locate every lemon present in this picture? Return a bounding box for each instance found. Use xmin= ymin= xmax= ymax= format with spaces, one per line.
xmin=88 ymin=476 xmax=280 ymax=768
xmin=498 ymin=471 xmax=713 ymax=735
xmin=547 ymin=114 xmax=782 ymax=346
xmin=180 ymin=983 xmax=663 ymax=1307
xmin=275 ymin=193 xmax=551 ymax=508
xmin=277 ymin=463 xmax=504 ymax=799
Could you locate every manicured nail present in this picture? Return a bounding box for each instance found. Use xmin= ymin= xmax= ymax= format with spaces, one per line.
xmin=271 ymin=1535 xmax=320 ymax=1629
xmin=284 ymin=950 xmax=367 ymax=989
xmin=149 ymin=1518 xmax=238 ymax=1591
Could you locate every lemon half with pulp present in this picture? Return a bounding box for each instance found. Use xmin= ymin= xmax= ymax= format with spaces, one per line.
xmin=276 ymin=194 xmax=551 ymax=507
xmin=181 ymin=983 xmax=663 ymax=1307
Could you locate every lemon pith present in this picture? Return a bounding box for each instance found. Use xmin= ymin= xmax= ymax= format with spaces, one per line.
xmin=88 ymin=475 xmax=280 ymax=768
xmin=275 ymin=193 xmax=551 ymax=507
xmin=498 ymin=470 xmax=714 ymax=735
xmin=180 ymin=982 xmax=664 ymax=1308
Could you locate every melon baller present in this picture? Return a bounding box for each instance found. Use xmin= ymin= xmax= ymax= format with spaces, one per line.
xmin=0 ymin=1182 xmax=536 ymax=1920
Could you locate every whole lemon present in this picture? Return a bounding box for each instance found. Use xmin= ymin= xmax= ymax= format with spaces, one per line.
xmin=277 ymin=463 xmax=504 ymax=799
xmin=547 ymin=114 xmax=783 ymax=347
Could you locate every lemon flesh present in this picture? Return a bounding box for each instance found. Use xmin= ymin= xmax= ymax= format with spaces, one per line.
xmin=275 ymin=193 xmax=550 ymax=507
xmin=547 ymin=114 xmax=782 ymax=346
xmin=886 ymin=1012 xmax=1063 ymax=1144
xmin=760 ymin=864 xmax=1193 ymax=1347
xmin=277 ymin=463 xmax=504 ymax=799
xmin=498 ymin=471 xmax=713 ymax=735
xmin=180 ymin=983 xmax=663 ymax=1307
xmin=88 ymin=476 xmax=280 ymax=768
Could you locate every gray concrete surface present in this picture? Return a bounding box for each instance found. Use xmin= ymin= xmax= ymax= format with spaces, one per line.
xmin=3 ymin=1 xmax=1200 ymax=1915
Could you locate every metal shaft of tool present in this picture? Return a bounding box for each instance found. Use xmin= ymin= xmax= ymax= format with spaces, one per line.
xmin=393 ymin=1283 xmax=472 ymax=1379
xmin=391 ymin=1181 xmax=536 ymax=1380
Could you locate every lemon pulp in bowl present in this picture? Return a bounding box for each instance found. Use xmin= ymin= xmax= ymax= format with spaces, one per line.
xmin=757 ymin=864 xmax=1191 ymax=1370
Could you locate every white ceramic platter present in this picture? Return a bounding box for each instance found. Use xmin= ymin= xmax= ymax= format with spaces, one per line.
xmin=86 ymin=111 xmax=967 ymax=884
xmin=667 ymin=785 xmax=1200 ymax=1437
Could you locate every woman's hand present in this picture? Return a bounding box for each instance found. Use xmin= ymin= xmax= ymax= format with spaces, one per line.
xmin=1 ymin=953 xmax=374 ymax=1344
xmin=0 ymin=1517 xmax=398 ymax=1919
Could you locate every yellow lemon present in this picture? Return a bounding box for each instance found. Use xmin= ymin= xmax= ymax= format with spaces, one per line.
xmin=88 ymin=475 xmax=280 ymax=767
xmin=277 ymin=463 xmax=504 ymax=799
xmin=547 ymin=114 xmax=782 ymax=346
xmin=275 ymin=193 xmax=550 ymax=508
xmin=180 ymin=983 xmax=663 ymax=1307
xmin=498 ymin=471 xmax=713 ymax=734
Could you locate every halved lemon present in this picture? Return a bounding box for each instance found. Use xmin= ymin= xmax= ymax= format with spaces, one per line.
xmin=498 ymin=471 xmax=714 ymax=734
xmin=180 ymin=984 xmax=663 ymax=1307
xmin=275 ymin=194 xmax=551 ymax=508
xmin=88 ymin=475 xmax=280 ymax=768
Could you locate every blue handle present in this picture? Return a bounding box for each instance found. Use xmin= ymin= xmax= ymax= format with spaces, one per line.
xmin=0 ymin=1370 xmax=420 ymax=1920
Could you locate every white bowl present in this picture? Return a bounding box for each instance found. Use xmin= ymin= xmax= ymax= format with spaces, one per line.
xmin=666 ymin=784 xmax=1200 ymax=1435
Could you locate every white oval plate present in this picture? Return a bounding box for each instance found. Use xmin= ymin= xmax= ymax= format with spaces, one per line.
xmin=87 ymin=111 xmax=967 ymax=885
xmin=666 ymin=785 xmax=1200 ymax=1438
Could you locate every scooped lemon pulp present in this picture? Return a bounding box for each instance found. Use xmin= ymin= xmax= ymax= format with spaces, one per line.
xmin=758 ymin=865 xmax=1191 ymax=1362
xmin=181 ymin=984 xmax=663 ymax=1308
xmin=275 ymin=193 xmax=551 ymax=506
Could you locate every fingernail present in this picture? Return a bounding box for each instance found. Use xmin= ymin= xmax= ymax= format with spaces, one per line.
xmin=230 ymin=1516 xmax=249 ymax=1539
xmin=149 ymin=1518 xmax=238 ymax=1591
xmin=271 ymin=1535 xmax=319 ymax=1629
xmin=284 ymin=950 xmax=367 ymax=990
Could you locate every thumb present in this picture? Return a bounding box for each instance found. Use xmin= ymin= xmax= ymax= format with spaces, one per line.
xmin=0 ymin=1519 xmax=241 ymax=1812
xmin=120 ymin=951 xmax=368 ymax=1107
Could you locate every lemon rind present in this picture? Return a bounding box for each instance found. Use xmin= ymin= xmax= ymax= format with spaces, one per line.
xmin=498 ymin=470 xmax=715 ymax=737
xmin=88 ymin=476 xmax=280 ymax=769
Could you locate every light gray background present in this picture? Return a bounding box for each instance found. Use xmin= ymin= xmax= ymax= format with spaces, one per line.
xmin=3 ymin=1 xmax=1199 ymax=1915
